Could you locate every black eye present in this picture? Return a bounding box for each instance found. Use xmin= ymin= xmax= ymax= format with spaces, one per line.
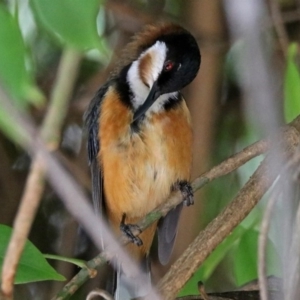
xmin=163 ymin=60 xmax=174 ymax=72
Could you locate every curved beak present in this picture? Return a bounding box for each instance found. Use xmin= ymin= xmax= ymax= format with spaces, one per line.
xmin=132 ymin=81 xmax=160 ymax=123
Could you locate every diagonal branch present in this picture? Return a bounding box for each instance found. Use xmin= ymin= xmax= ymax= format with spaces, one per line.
xmin=53 ymin=116 xmax=300 ymax=299
xmin=157 ymin=126 xmax=300 ymax=300
xmin=0 ymin=48 xmax=81 ymax=299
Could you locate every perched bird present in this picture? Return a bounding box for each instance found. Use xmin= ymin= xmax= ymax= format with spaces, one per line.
xmin=84 ymin=23 xmax=201 ymax=299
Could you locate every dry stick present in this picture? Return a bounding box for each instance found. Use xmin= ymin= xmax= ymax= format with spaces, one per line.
xmin=0 ymin=48 xmax=81 ymax=298
xmin=190 ymin=123 xmax=299 ymax=205
xmin=157 ymin=127 xmax=300 ymax=300
xmin=258 ymin=189 xmax=280 ymax=300
xmin=191 ymin=138 xmax=268 ymax=190
xmin=159 ymin=158 xmax=272 ymax=299
xmin=0 ymin=157 xmax=45 ymax=300
xmin=257 ymin=151 xmax=300 ymax=300
xmin=53 ymin=118 xmax=299 ymax=299
xmin=285 ymin=167 xmax=300 ymax=299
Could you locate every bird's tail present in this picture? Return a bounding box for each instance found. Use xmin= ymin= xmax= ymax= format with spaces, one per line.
xmin=114 ymin=257 xmax=151 ymax=300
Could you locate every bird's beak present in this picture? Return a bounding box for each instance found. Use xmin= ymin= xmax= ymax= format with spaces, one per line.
xmin=132 ymin=81 xmax=160 ymax=123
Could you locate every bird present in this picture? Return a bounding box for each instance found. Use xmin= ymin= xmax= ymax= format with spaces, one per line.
xmin=84 ymin=23 xmax=201 ymax=299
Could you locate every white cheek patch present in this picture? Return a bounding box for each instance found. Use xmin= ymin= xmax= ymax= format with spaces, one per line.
xmin=144 ymin=41 xmax=167 ymax=86
xmin=127 ymin=60 xmax=149 ymax=109
xmin=127 ymin=41 xmax=167 ymax=110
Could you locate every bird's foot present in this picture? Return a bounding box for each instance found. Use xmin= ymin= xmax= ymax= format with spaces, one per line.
xmin=178 ymin=181 xmax=194 ymax=206
xmin=120 ymin=214 xmax=143 ymax=246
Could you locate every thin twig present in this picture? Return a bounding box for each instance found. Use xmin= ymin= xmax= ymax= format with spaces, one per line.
xmin=41 ymin=48 xmax=82 ymax=149
xmin=158 ymin=158 xmax=272 ymax=299
xmin=191 ymin=138 xmax=268 ymax=190
xmin=285 ymin=157 xmax=300 ymax=299
xmin=0 ymin=48 xmax=81 ymax=298
xmin=0 ymin=156 xmax=45 ymax=299
xmin=258 ymin=150 xmax=300 ymax=300
xmin=285 ymin=211 xmax=300 ymax=299
xmin=258 ymin=190 xmax=280 ymax=300
xmin=198 ymin=282 xmax=210 ymax=300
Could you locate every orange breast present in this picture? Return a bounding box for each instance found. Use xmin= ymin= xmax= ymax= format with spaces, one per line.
xmin=99 ymin=87 xmax=192 ymax=226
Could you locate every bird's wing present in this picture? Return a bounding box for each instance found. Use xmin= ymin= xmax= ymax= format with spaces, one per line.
xmin=83 ymin=82 xmax=111 ymax=219
xmin=157 ymin=202 xmax=183 ymax=265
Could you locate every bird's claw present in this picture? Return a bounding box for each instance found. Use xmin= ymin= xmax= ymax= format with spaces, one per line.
xmin=178 ymin=181 xmax=194 ymax=206
xmin=120 ymin=214 xmax=143 ymax=246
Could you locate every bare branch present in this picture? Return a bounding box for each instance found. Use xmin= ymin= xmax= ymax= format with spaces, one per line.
xmin=258 ymin=189 xmax=279 ymax=300
xmin=192 ymin=138 xmax=268 ymax=190
xmin=285 ymin=163 xmax=300 ymax=299
xmin=0 ymin=48 xmax=81 ymax=298
xmin=0 ymin=156 xmax=45 ymax=299
xmin=41 ymin=48 xmax=82 ymax=149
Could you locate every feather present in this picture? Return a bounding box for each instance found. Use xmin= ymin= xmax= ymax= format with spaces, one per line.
xmin=157 ymin=203 xmax=183 ymax=265
xmin=83 ymin=82 xmax=112 ymax=250
xmin=83 ymin=82 xmax=110 ymax=215
xmin=114 ymin=256 xmax=151 ymax=300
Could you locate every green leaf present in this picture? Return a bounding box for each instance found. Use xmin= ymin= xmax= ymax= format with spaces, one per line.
xmin=233 ymin=229 xmax=280 ymax=287
xmin=0 ymin=110 xmax=28 ymax=145
xmin=178 ymin=226 xmax=246 ymax=297
xmin=43 ymin=254 xmax=87 ymax=269
xmin=30 ymin=0 xmax=103 ymax=50
xmin=233 ymin=229 xmax=258 ymax=286
xmin=0 ymin=4 xmax=44 ymax=105
xmin=284 ymin=43 xmax=300 ymax=122
xmin=0 ymin=225 xmax=65 ymax=284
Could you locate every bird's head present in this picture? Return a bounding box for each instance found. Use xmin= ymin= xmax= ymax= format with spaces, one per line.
xmin=115 ymin=24 xmax=201 ymax=122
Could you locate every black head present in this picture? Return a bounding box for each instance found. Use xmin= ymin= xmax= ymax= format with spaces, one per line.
xmin=155 ymin=30 xmax=201 ymax=95
xmin=120 ymin=24 xmax=201 ymax=122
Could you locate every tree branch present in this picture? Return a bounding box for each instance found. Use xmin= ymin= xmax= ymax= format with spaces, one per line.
xmin=258 ymin=183 xmax=281 ymax=300
xmin=157 ymin=126 xmax=300 ymax=300
xmin=0 ymin=48 xmax=81 ymax=298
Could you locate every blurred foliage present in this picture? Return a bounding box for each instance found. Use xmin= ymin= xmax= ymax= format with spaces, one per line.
xmin=29 ymin=0 xmax=105 ymax=51
xmin=0 ymin=225 xmax=65 ymax=284
xmin=0 ymin=3 xmax=44 ymax=144
xmin=0 ymin=3 xmax=43 ymax=105
xmin=284 ymin=43 xmax=300 ymax=122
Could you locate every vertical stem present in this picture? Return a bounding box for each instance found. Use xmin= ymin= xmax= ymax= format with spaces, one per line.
xmin=1 ymin=47 xmax=81 ymax=298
